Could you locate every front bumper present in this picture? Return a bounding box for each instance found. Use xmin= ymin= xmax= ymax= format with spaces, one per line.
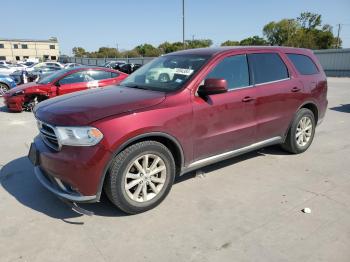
xmin=3 ymin=94 xmax=24 ymax=112
xmin=34 ymin=166 xmax=97 ymax=202
xmin=31 ymin=135 xmax=112 ymax=202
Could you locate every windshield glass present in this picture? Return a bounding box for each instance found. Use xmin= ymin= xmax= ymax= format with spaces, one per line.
xmin=120 ymin=54 xmax=210 ymax=92
xmin=37 ymin=69 xmax=68 ymax=84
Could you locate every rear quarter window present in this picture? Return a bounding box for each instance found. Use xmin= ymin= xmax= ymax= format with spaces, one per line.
xmin=287 ymin=54 xmax=319 ymax=75
xmin=248 ymin=53 xmax=289 ymax=84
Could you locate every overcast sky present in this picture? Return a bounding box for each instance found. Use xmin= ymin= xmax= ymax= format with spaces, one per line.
xmin=2 ymin=0 xmax=350 ymax=55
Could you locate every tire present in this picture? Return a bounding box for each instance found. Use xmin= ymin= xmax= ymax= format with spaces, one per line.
xmin=158 ymin=73 xmax=170 ymax=82
xmin=281 ymin=108 xmax=316 ymax=154
xmin=105 ymin=141 xmax=176 ymax=214
xmin=0 ymin=83 xmax=9 ymax=96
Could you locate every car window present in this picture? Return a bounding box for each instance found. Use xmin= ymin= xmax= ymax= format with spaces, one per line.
xmin=248 ymin=53 xmax=289 ymax=84
xmin=205 ymin=55 xmax=250 ymax=90
xmin=86 ymin=70 xmax=116 ymax=80
xmin=287 ymin=54 xmax=319 ymax=75
xmin=111 ymin=72 xmax=119 ymax=78
xmin=59 ymin=72 xmax=93 ymax=85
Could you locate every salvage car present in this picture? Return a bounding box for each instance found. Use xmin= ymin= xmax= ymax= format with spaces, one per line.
xmin=29 ymin=47 xmax=328 ymax=214
xmin=4 ymin=67 xmax=127 ymax=112
xmin=0 ymin=74 xmax=16 ymax=96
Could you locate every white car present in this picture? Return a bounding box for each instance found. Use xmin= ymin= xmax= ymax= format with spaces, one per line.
xmin=0 ymin=61 xmax=11 ymax=66
xmin=64 ymin=63 xmax=82 ymax=69
xmin=146 ymin=67 xmax=194 ymax=82
xmin=0 ymin=65 xmax=17 ymax=75
xmin=26 ymin=62 xmax=64 ymax=72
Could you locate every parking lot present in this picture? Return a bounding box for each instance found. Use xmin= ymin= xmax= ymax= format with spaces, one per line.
xmin=0 ymin=77 xmax=349 ymax=262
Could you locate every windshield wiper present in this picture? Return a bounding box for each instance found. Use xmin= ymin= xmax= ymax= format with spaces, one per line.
xmin=123 ymin=84 xmax=149 ymax=90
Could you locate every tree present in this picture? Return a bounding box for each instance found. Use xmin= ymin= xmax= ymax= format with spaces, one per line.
xmin=263 ymin=19 xmax=298 ymax=46
xmin=240 ymin=36 xmax=268 ymax=46
xmin=185 ymin=39 xmax=213 ymax=49
xmin=263 ymin=12 xmax=340 ymax=49
xmin=72 ymin=47 xmax=87 ymax=57
xmin=135 ymin=44 xmax=161 ymax=57
xmin=158 ymin=41 xmax=183 ymax=54
xmin=297 ymin=12 xmax=321 ymax=30
xmin=221 ymin=40 xmax=240 ymax=46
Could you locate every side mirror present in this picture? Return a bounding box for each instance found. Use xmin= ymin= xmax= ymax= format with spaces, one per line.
xmin=54 ymin=81 xmax=60 ymax=87
xmin=197 ymin=78 xmax=228 ymax=97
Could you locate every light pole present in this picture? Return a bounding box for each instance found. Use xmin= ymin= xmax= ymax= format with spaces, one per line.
xmin=182 ymin=0 xmax=185 ymax=48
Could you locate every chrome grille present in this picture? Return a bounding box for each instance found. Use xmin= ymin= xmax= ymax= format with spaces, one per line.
xmin=37 ymin=120 xmax=60 ymax=151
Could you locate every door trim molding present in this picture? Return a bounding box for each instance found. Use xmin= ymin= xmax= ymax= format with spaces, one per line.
xmin=182 ymin=136 xmax=282 ymax=174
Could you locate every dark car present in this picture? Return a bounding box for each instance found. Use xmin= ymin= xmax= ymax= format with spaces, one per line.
xmin=119 ymin=63 xmax=142 ymax=74
xmin=29 ymin=47 xmax=328 ymax=214
xmin=104 ymin=61 xmax=126 ymax=70
xmin=4 ymin=67 xmax=128 ymax=112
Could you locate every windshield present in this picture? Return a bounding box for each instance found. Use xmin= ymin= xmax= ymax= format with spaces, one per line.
xmin=37 ymin=69 xmax=68 ymax=84
xmin=120 ymin=54 xmax=210 ymax=92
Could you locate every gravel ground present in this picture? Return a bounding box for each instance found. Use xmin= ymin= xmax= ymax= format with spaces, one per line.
xmin=0 ymin=77 xmax=349 ymax=262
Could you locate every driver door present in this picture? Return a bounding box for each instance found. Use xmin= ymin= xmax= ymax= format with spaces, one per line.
xmin=56 ymin=71 xmax=96 ymax=95
xmin=192 ymin=54 xmax=257 ymax=161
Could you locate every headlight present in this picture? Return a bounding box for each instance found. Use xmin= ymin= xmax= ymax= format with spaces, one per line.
xmin=55 ymin=126 xmax=103 ymax=146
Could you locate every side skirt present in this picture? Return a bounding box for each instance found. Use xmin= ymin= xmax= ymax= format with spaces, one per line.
xmin=180 ymin=136 xmax=283 ymax=175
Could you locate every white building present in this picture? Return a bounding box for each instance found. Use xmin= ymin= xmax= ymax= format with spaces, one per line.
xmin=0 ymin=38 xmax=60 ymax=61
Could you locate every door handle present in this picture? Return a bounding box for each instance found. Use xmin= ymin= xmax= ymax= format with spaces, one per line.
xmin=291 ymin=87 xmax=301 ymax=92
xmin=242 ymin=96 xmax=255 ymax=102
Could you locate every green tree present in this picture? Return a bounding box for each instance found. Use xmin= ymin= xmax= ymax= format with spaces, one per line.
xmin=158 ymin=41 xmax=184 ymax=53
xmin=135 ymin=44 xmax=161 ymax=57
xmin=72 ymin=47 xmax=87 ymax=57
xmin=240 ymin=35 xmax=268 ymax=46
xmin=263 ymin=12 xmax=340 ymax=49
xmin=185 ymin=39 xmax=213 ymax=49
xmin=221 ymin=40 xmax=240 ymax=46
xmin=297 ymin=12 xmax=321 ymax=30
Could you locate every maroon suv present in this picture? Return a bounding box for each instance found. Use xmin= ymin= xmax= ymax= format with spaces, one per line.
xmin=29 ymin=47 xmax=328 ymax=214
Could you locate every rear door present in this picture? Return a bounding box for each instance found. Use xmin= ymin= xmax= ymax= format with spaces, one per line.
xmin=248 ymin=52 xmax=304 ymax=141
xmin=85 ymin=70 xmax=120 ymax=87
xmin=192 ymin=54 xmax=257 ymax=161
xmin=56 ymin=71 xmax=93 ymax=95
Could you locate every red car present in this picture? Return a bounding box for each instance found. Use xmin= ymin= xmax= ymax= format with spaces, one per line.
xmin=29 ymin=47 xmax=328 ymax=214
xmin=3 ymin=67 xmax=128 ymax=112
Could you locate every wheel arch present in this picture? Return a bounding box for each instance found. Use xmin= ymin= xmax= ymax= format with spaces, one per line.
xmin=299 ymin=102 xmax=319 ymax=124
xmin=96 ymin=132 xmax=185 ymax=200
xmin=283 ymin=101 xmax=319 ymax=141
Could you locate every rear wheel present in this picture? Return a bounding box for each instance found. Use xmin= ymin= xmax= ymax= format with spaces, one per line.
xmin=281 ymin=108 xmax=315 ymax=154
xmin=105 ymin=141 xmax=176 ymax=214
xmin=0 ymin=83 xmax=9 ymax=96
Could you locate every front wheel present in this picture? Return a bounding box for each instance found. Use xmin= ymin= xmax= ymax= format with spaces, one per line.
xmin=281 ymin=108 xmax=316 ymax=154
xmin=0 ymin=83 xmax=9 ymax=96
xmin=105 ymin=141 xmax=176 ymax=214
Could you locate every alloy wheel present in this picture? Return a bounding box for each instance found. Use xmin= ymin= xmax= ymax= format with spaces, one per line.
xmin=124 ymin=154 xmax=167 ymax=202
xmin=295 ymin=116 xmax=313 ymax=147
xmin=0 ymin=83 xmax=9 ymax=96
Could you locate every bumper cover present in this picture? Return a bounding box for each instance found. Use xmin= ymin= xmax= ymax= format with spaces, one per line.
xmin=34 ymin=166 xmax=98 ymax=203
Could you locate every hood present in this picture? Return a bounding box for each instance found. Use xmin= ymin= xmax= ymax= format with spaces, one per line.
xmin=7 ymin=82 xmax=45 ymax=94
xmin=34 ymin=85 xmax=166 ymax=126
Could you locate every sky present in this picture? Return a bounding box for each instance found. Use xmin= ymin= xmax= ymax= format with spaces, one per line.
xmin=2 ymin=0 xmax=350 ymax=55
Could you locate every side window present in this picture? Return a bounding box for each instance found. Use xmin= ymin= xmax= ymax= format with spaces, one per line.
xmin=248 ymin=53 xmax=289 ymax=84
xmin=86 ymin=70 xmax=115 ymax=80
xmin=111 ymin=72 xmax=119 ymax=78
xmin=59 ymin=72 xmax=92 ymax=85
xmin=205 ymin=55 xmax=249 ymax=90
xmin=287 ymin=54 xmax=319 ymax=75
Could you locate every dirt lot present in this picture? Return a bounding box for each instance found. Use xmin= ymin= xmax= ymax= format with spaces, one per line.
xmin=0 ymin=78 xmax=349 ymax=262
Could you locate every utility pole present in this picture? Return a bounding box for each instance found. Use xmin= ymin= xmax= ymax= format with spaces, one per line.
xmin=336 ymin=24 xmax=342 ymax=48
xmin=182 ymin=0 xmax=185 ymax=48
